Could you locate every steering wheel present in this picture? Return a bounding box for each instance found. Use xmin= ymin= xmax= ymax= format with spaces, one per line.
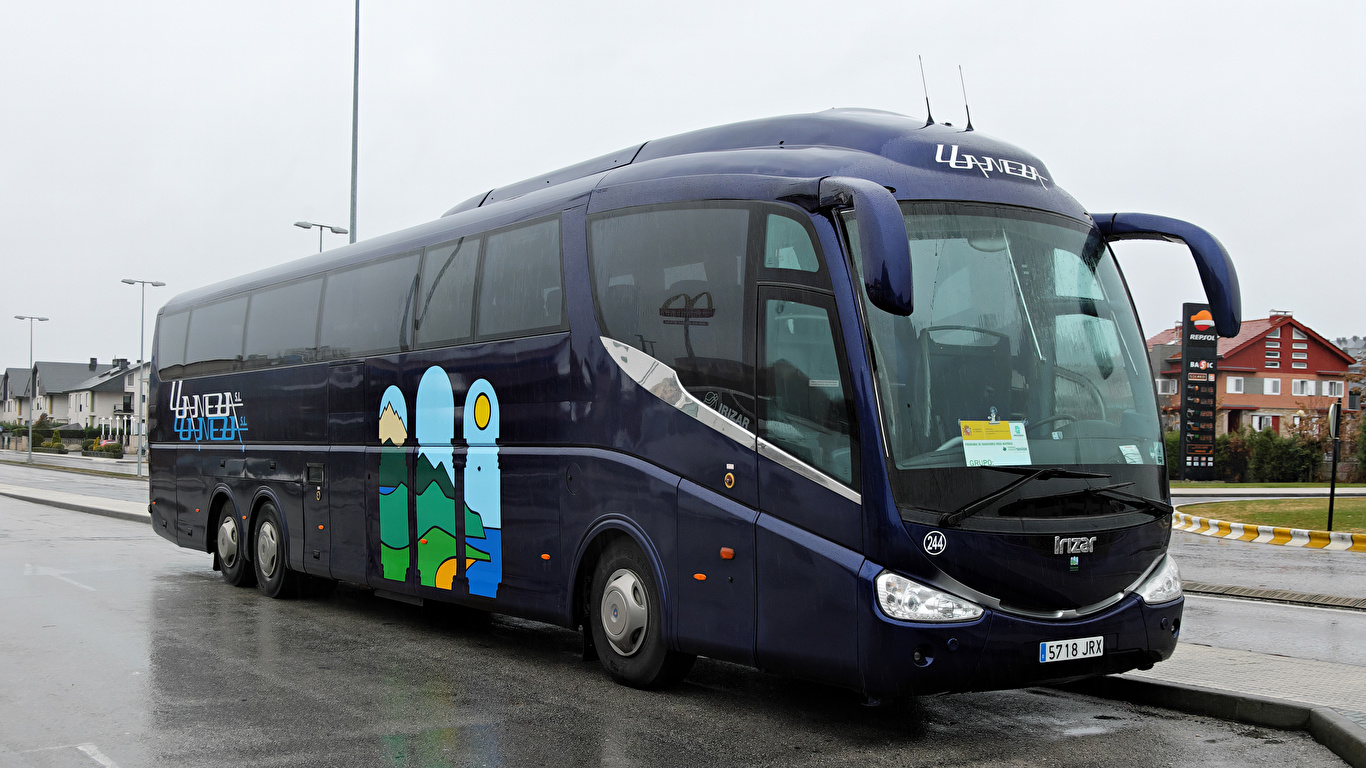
xmin=1026 ymin=413 xmax=1077 ymax=436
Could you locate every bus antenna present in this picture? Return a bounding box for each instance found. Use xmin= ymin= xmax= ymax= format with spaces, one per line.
xmin=958 ymin=65 xmax=974 ymax=131
xmin=919 ymin=56 xmax=935 ymax=126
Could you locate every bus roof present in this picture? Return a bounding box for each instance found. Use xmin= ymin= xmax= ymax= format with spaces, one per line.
xmin=162 ymin=108 xmax=1086 ymax=314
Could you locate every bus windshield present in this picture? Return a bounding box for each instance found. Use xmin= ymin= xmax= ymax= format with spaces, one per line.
xmin=851 ymin=203 xmax=1163 ymax=473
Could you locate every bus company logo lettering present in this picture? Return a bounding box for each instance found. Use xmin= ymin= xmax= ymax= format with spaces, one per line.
xmin=168 ymin=380 xmax=248 ymax=444
xmin=1054 ymin=536 xmax=1097 ymax=555
xmin=934 ymin=144 xmax=1049 ymax=187
xmin=923 ymin=530 xmax=947 ymax=556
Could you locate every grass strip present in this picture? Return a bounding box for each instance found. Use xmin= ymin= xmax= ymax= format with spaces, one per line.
xmin=1182 ymin=498 xmax=1366 ymax=534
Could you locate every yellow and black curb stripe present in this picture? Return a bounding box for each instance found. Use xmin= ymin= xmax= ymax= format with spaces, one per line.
xmin=1173 ymin=509 xmax=1366 ymax=552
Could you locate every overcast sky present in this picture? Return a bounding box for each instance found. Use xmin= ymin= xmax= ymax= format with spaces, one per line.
xmin=3 ymin=1 xmax=1364 ymax=370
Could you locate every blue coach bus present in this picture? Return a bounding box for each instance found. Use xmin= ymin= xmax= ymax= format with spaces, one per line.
xmin=148 ymin=109 xmax=1239 ymax=698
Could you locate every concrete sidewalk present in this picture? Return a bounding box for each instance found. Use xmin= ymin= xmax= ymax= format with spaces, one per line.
xmin=2 ymin=482 xmax=1363 ymax=765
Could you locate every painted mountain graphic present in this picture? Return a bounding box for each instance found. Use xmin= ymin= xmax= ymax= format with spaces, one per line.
xmin=414 ymin=452 xmax=456 ymax=499
xmin=379 ymin=402 xmax=408 ymax=445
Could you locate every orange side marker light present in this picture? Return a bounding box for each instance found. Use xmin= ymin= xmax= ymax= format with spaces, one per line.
xmin=318 ymin=525 xmax=324 ymax=530
xmin=719 ymin=547 xmax=734 ymax=560
xmin=540 ymin=553 xmax=551 ymax=560
xmin=693 ymin=573 xmax=707 ymax=581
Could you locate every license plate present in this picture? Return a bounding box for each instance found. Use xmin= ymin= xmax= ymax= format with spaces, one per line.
xmin=1039 ymin=636 xmax=1104 ymax=663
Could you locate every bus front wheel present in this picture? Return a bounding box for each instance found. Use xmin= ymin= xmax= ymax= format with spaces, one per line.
xmin=253 ymin=502 xmax=295 ymax=599
xmin=589 ymin=538 xmax=695 ymax=689
xmin=214 ymin=502 xmax=255 ymax=588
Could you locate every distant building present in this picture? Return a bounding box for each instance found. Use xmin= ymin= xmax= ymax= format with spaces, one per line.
xmin=2 ymin=359 xmax=117 ymax=425
xmin=1147 ymin=311 xmax=1354 ymax=436
xmin=1332 ymin=336 xmax=1365 ymax=411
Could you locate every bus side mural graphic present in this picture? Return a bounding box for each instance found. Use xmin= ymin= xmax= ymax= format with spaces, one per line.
xmin=415 ymin=366 xmax=460 ymax=590
xmin=462 ymin=378 xmax=501 ymax=598
xmin=377 ymin=386 xmax=410 ymax=582
xmin=377 ymin=370 xmax=501 ymax=597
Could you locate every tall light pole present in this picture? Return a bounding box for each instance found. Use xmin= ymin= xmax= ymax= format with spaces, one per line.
xmin=294 ymin=221 xmax=350 ymax=253
xmin=13 ymin=315 xmax=48 ymax=464
xmin=350 ymin=0 xmax=360 ymax=244
xmin=122 ymin=279 xmax=165 ymax=478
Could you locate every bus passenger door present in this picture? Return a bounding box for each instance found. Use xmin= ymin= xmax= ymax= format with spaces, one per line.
xmin=754 ymin=287 xmax=865 ymax=688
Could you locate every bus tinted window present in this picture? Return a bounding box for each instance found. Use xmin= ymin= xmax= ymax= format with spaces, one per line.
xmin=477 ymin=219 xmax=563 ymax=339
xmin=319 ymin=252 xmax=420 ymax=359
xmin=417 ymin=237 xmax=480 ymax=347
xmin=156 ymin=310 xmax=189 ymax=375
xmin=244 ymin=277 xmax=322 ymax=367
xmin=764 ymin=214 xmax=819 ymax=272
xmin=185 ymin=296 xmax=248 ymax=375
xmin=590 ymin=206 xmax=754 ymax=430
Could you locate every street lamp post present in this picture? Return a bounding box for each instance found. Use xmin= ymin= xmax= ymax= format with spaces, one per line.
xmin=122 ymin=279 xmax=165 ymax=478
xmin=294 ymin=221 xmax=350 ymax=253
xmin=13 ymin=315 xmax=49 ymax=464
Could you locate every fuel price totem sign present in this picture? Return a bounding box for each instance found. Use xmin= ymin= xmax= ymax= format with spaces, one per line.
xmin=1179 ymin=302 xmax=1218 ymax=481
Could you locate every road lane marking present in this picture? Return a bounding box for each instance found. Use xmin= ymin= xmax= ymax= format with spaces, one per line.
xmin=77 ymin=743 xmax=121 ymax=767
xmin=23 ymin=563 xmax=97 ymax=591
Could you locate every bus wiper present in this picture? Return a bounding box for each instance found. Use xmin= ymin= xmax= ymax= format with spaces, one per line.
xmin=939 ymin=467 xmax=1110 ymax=528
xmin=1073 ymin=484 xmax=1173 ymax=520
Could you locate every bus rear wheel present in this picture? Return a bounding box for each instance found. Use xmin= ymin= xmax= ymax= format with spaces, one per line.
xmin=253 ymin=502 xmax=295 ymax=599
xmin=589 ymin=538 xmax=695 ymax=689
xmin=214 ymin=502 xmax=255 ymax=588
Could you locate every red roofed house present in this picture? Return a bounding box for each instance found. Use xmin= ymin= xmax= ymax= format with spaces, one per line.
xmin=1146 ymin=311 xmax=1354 ymax=436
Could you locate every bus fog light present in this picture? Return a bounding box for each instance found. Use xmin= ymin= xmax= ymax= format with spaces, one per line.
xmin=875 ymin=570 xmax=983 ymax=622
xmin=1136 ymin=556 xmax=1182 ymax=605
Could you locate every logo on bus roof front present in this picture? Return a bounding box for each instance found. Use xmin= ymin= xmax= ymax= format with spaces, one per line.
xmin=935 ymin=144 xmax=1049 ymax=188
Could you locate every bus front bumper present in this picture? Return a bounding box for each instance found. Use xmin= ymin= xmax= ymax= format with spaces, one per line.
xmin=859 ymin=581 xmax=1183 ymax=698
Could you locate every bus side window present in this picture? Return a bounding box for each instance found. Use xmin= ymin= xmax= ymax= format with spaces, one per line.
xmin=184 ymin=296 xmax=248 ymax=376
xmin=156 ymin=309 xmax=190 ymax=378
xmin=476 ymin=218 xmax=563 ymax=339
xmin=589 ymin=205 xmax=755 ymax=430
xmin=318 ymin=251 xmax=420 ymax=359
xmin=243 ymin=277 xmax=323 ymax=367
xmin=416 ymin=236 xmax=480 ymax=347
xmin=759 ymin=291 xmax=858 ymax=486
xmin=763 ymin=214 xmax=819 ymax=272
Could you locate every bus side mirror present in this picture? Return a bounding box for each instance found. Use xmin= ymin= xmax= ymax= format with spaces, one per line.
xmin=820 ymin=177 xmax=913 ymax=316
xmin=1092 ymin=212 xmax=1242 ymax=337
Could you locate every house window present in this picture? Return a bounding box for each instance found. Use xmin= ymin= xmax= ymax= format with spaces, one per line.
xmin=1265 ymin=378 xmax=1281 ymax=395
xmin=1155 ymin=378 xmax=1177 ymax=395
xmin=1292 ymin=379 xmax=1315 ymax=396
xmin=1227 ymin=376 xmax=1244 ymax=394
xmin=1326 ymin=381 xmax=1345 ymax=398
xmin=1293 ymin=363 xmax=1307 ymax=369
xmin=1251 ymin=414 xmax=1274 ymax=430
xmin=1293 ymin=342 xmax=1308 ymax=350
xmin=1266 ymin=351 xmax=1280 ymax=359
xmin=1292 ymin=328 xmax=1308 ymax=340
xmin=1292 ymin=352 xmax=1308 ymax=360
xmin=1268 ymin=328 xmax=1281 ymax=338
xmin=1265 ymin=341 xmax=1280 ymax=349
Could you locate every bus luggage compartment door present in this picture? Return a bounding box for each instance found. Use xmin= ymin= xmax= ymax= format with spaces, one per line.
xmin=302 ymin=462 xmax=330 ymax=576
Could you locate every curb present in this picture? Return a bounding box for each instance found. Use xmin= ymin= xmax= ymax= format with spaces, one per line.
xmin=0 ymin=489 xmax=151 ymax=526
xmin=1059 ymin=676 xmax=1366 ymax=768
xmin=1172 ymin=509 xmax=1366 ymax=552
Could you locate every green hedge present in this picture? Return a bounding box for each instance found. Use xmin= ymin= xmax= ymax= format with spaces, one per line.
xmin=1165 ymin=428 xmax=1317 ymax=483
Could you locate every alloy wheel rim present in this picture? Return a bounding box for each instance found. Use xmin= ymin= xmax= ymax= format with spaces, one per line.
xmin=600 ymin=568 xmax=649 ymax=657
xmin=256 ymin=520 xmax=279 ymax=578
xmin=217 ymin=518 xmax=239 ymax=568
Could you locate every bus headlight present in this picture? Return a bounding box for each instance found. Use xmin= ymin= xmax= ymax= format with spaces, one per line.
xmin=875 ymin=570 xmax=984 ymax=622
xmin=1135 ymin=556 xmax=1182 ymax=605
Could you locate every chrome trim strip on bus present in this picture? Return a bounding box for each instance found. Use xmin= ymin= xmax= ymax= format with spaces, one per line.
xmin=756 ymin=437 xmax=862 ymax=505
xmin=600 ymin=337 xmax=757 ymax=450
xmin=924 ymin=552 xmax=1166 ymax=621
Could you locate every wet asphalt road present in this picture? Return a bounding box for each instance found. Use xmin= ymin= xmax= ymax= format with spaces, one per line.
xmin=0 ymin=495 xmax=1346 ymax=767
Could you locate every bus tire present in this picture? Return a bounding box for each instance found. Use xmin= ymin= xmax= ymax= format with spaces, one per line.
xmin=252 ymin=502 xmax=295 ymax=599
xmin=214 ymin=501 xmax=255 ymax=588
xmin=589 ymin=538 xmax=695 ymax=689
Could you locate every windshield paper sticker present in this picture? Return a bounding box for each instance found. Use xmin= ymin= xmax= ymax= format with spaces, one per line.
xmin=1119 ymin=445 xmax=1143 ymax=464
xmin=959 ymin=420 xmax=1031 ymax=467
